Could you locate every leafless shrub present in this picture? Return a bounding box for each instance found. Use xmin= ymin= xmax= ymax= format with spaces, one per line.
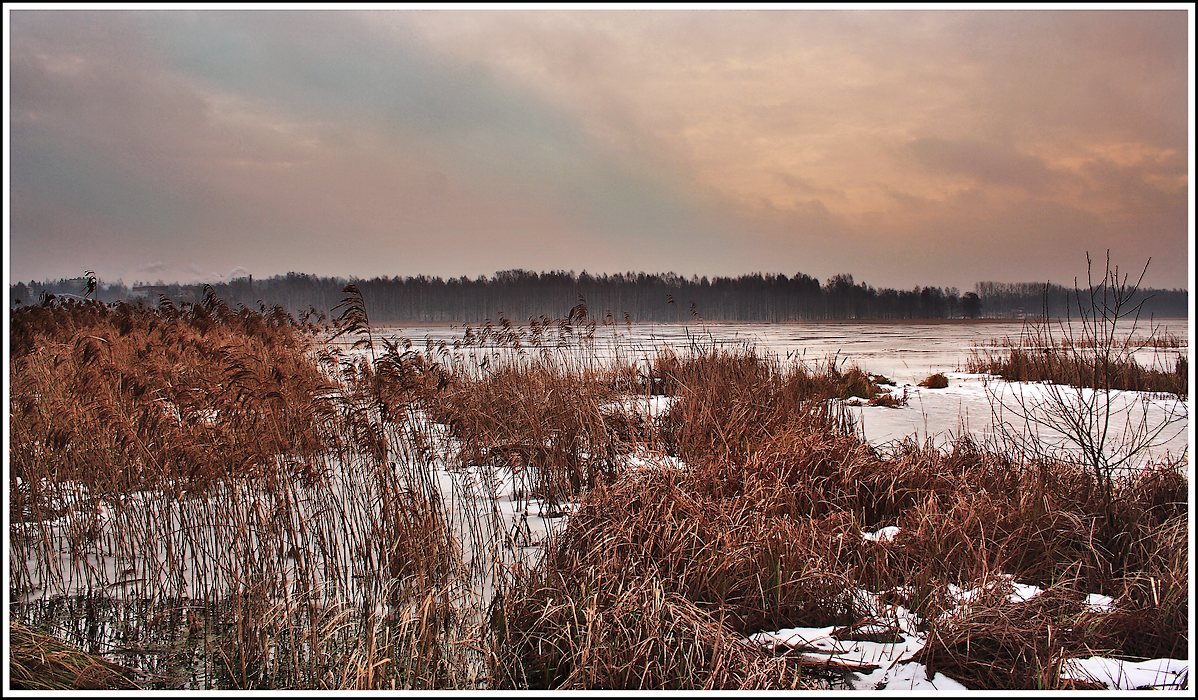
xmin=978 ymin=252 xmax=1188 ymax=522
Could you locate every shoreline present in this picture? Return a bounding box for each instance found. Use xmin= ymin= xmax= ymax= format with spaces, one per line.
xmin=361 ymin=317 xmax=1189 ymax=329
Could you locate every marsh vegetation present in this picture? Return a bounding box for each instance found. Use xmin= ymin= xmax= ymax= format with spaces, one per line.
xmin=7 ymin=279 xmax=1190 ymax=690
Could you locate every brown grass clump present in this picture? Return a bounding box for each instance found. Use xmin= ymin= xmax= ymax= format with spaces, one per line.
xmin=1099 ymin=464 xmax=1189 ymax=654
xmin=491 ymin=405 xmax=878 ymax=689
xmin=653 ymin=347 xmax=883 ymax=465
xmin=967 ymin=346 xmax=1186 ymax=396
xmin=10 ymin=621 xmax=142 ymax=690
xmin=11 ymin=291 xmax=485 ymax=690
xmin=849 ymin=440 xmax=1169 ymax=595
xmin=835 ymin=366 xmax=881 ymax=400
xmin=654 ymin=349 xmax=792 ymax=464
xmin=10 ymin=295 xmax=334 ymax=497
xmin=492 ymin=569 xmax=815 ymax=690
xmin=496 ymin=405 xmax=1189 ymax=689
xmin=915 ymin=583 xmax=1103 ymax=690
xmin=423 ymin=362 xmax=624 ymax=508
xmin=918 ymin=372 xmax=949 ymax=389
xmin=867 ymin=387 xmax=908 ymax=407
xmin=547 ymin=463 xmax=869 ymax=633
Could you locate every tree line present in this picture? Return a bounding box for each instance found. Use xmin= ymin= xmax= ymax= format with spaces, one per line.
xmin=9 ymin=269 xmax=1188 ymax=323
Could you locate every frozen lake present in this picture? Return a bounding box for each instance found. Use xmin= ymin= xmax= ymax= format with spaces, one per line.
xmin=362 ymin=318 xmax=1191 ymax=467
xmin=371 ymin=318 xmax=1189 ymax=386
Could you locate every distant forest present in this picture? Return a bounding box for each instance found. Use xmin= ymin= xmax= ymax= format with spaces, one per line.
xmin=10 ymin=270 xmax=1189 ymax=323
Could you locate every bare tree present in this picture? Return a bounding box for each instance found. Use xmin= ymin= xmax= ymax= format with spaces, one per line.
xmin=985 ymin=252 xmax=1189 ymax=517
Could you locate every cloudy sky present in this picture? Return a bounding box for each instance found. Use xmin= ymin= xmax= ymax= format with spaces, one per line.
xmin=6 ymin=8 xmax=1191 ymax=289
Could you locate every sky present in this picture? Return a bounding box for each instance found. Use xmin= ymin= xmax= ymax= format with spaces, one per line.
xmin=5 ymin=7 xmax=1193 ymax=290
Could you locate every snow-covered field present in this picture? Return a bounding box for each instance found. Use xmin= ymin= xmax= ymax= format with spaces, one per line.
xmin=847 ymin=372 xmax=1189 ymax=469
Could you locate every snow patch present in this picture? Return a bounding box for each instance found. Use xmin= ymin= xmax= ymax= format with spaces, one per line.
xmin=861 ymin=526 xmax=901 ymax=543
xmin=1061 ymin=656 xmax=1189 ymax=690
xmin=601 ymin=394 xmax=677 ymax=419
xmin=854 ymin=661 xmax=970 ymax=691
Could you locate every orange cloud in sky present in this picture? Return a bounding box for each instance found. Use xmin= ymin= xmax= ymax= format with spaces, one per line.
xmin=8 ymin=9 xmax=1190 ymax=289
xmin=397 ymin=10 xmax=1189 ymax=286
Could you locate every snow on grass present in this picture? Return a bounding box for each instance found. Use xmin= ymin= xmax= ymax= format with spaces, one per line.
xmin=600 ymin=394 xmax=678 ymax=419
xmin=861 ymin=526 xmax=901 ymax=543
xmin=1007 ymin=581 xmax=1045 ymax=604
xmin=842 ymin=372 xmax=1188 ymax=470
xmin=944 ymin=575 xmax=1044 ymax=611
xmin=746 ymin=575 xmax=1188 ymax=691
xmin=749 ymin=592 xmax=969 ymax=690
xmin=615 ymin=450 xmax=688 ymax=474
xmin=1060 ymin=656 xmax=1189 ymax=690
xmin=854 ymin=661 xmax=970 ymax=691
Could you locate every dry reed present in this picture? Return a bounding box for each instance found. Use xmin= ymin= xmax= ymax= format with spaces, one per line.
xmin=8 ymin=290 xmax=1188 ymax=690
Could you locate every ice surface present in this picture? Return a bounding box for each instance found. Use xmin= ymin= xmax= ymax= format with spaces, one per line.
xmin=372 ymin=319 xmax=1188 ymax=388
